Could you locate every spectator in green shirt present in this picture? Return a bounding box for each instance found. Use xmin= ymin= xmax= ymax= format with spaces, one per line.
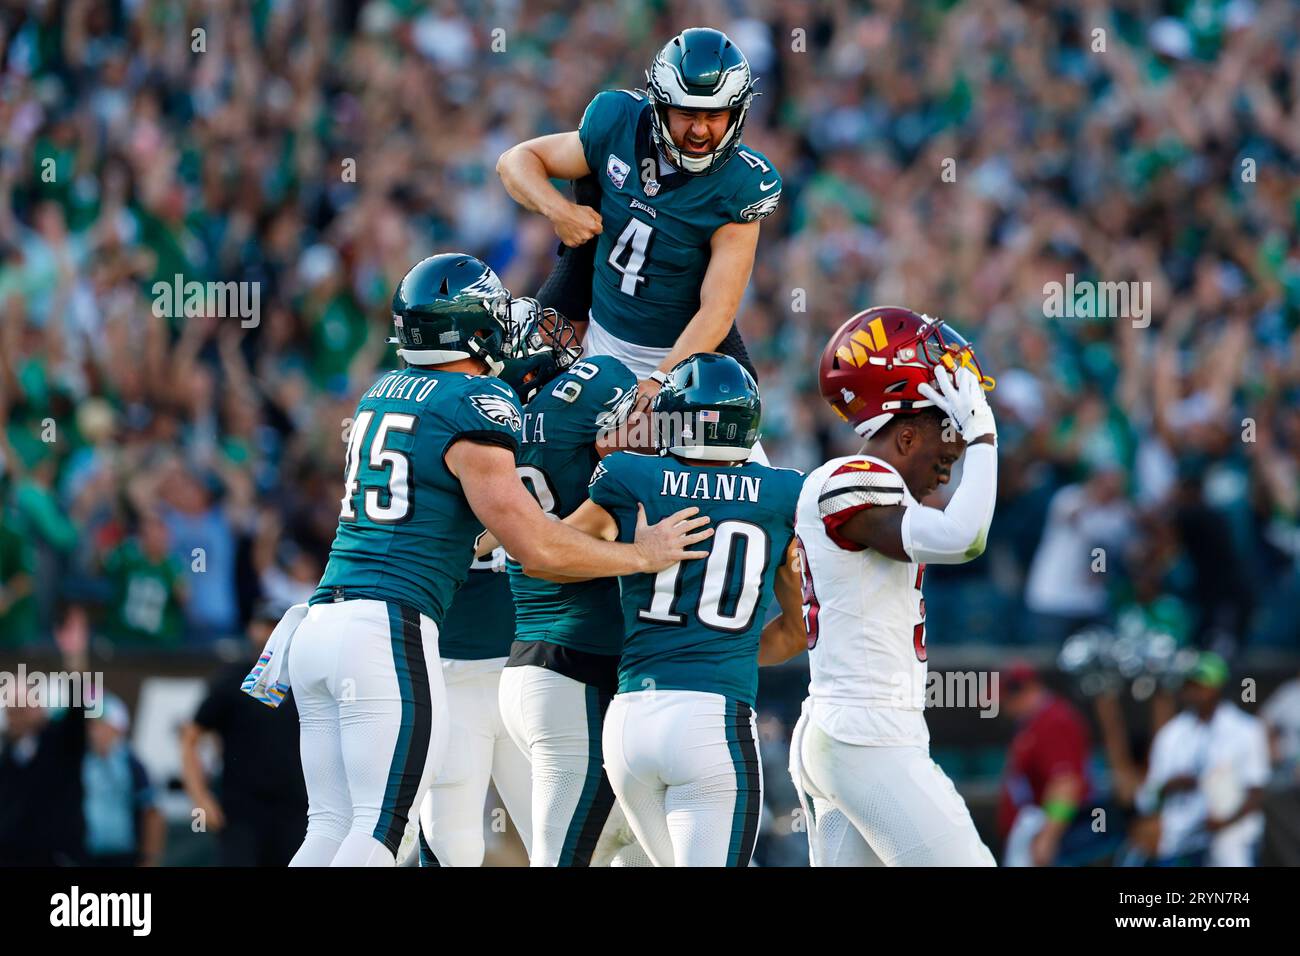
xmin=101 ymin=513 xmax=187 ymax=647
xmin=0 ymin=514 xmax=36 ymax=646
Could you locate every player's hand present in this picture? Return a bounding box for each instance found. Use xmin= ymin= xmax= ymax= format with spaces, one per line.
xmin=195 ymin=793 xmax=226 ymax=832
xmin=918 ymin=366 xmax=996 ymax=443
xmin=551 ymin=200 xmax=603 ymax=247
xmin=634 ymin=503 xmax=713 ymax=572
xmin=633 ymin=376 xmax=662 ymax=415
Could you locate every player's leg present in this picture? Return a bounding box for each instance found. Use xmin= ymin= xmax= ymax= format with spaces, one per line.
xmin=661 ymin=694 xmax=762 ymax=867
xmin=500 ymin=663 xmax=615 ymax=866
xmin=419 ymin=659 xmax=496 ymax=867
xmin=883 ymin=751 xmax=995 ymax=866
xmin=715 ymin=322 xmax=758 ymax=382
xmin=486 ymin=664 xmax=534 ymax=859
xmin=790 ymin=706 xmax=882 ymax=867
xmin=601 ymin=692 xmax=675 ymax=866
xmin=578 ymin=320 xmax=673 ymax=381
xmin=332 ymin=601 xmax=449 ymax=867
xmin=287 ymin=606 xmax=351 ymax=866
xmin=801 ymin=720 xmax=994 ymax=867
xmin=590 ymin=801 xmax=655 ymax=867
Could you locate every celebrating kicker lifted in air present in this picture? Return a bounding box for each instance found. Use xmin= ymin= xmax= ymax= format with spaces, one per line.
xmin=496 ymin=27 xmax=782 ymax=456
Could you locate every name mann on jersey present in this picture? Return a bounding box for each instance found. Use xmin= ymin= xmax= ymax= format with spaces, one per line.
xmin=660 ymin=471 xmax=762 ymax=503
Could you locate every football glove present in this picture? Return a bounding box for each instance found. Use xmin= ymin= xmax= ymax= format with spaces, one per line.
xmin=918 ymin=366 xmax=996 ymax=443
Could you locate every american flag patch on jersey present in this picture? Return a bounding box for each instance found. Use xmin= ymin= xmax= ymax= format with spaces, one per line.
xmin=698 ymin=410 xmax=720 ymax=423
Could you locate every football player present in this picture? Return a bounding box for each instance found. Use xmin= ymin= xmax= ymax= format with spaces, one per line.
xmin=496 ymin=348 xmax=636 ymax=866
xmin=416 ymin=299 xmax=582 ymax=868
xmin=285 ymin=253 xmax=712 ymax=867
xmin=496 ymin=28 xmax=781 ymax=438
xmin=789 ymin=307 xmax=999 ymax=867
xmin=526 ymin=353 xmax=806 ymax=867
xmin=415 ymin=545 xmax=531 ymax=866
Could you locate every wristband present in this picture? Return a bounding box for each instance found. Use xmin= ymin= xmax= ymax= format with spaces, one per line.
xmin=1043 ymin=798 xmax=1077 ymax=824
xmin=648 ymin=369 xmax=669 ymax=386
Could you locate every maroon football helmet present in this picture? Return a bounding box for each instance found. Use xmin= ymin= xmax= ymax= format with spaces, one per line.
xmin=818 ymin=307 xmax=993 ymax=439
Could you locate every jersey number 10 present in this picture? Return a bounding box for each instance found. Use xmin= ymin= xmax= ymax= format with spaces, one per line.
xmin=637 ymin=520 xmax=768 ymax=633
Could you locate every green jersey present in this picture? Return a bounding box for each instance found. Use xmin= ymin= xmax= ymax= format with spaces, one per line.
xmin=103 ymin=540 xmax=184 ymax=646
xmin=588 ymin=451 xmax=803 ymax=707
xmin=312 ymin=369 xmax=523 ymax=625
xmin=0 ymin=518 xmax=36 ymax=646
xmin=577 ymin=90 xmax=782 ymax=348
xmin=508 ymin=355 xmax=637 ymax=655
xmin=439 ymin=547 xmax=516 ymax=660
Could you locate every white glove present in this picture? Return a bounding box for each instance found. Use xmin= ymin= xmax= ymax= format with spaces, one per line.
xmin=918 ymin=366 xmax=996 ymax=442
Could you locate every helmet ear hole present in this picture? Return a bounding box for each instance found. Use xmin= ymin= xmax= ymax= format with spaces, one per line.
xmin=438 ymin=276 xmax=450 ymax=296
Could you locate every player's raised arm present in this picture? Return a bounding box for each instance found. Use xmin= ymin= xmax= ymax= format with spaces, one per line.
xmin=809 ymin=313 xmax=1000 ymax=565
xmin=446 ymin=439 xmax=710 ymax=578
xmin=759 ymin=537 xmax=808 ymax=666
xmin=496 ymin=131 xmax=601 ymax=248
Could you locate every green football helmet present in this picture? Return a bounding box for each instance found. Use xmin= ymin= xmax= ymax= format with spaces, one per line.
xmin=389 ymin=254 xmax=512 ymax=374
xmin=645 ymin=27 xmax=756 ymax=176
xmin=653 ymin=353 xmax=761 ymax=461
xmin=498 ymin=296 xmax=583 ymax=402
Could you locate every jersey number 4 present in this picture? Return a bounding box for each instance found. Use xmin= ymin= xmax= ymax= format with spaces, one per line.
xmin=638 ymin=520 xmax=768 ymax=633
xmin=340 ymin=410 xmax=416 ymax=524
xmin=608 ymin=217 xmax=654 ymax=296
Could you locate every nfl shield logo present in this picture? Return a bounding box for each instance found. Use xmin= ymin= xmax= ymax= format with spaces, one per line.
xmin=644 ymin=179 xmax=660 ymax=197
xmin=606 ymin=154 xmax=630 ymax=189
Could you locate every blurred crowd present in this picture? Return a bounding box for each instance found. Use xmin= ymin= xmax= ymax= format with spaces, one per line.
xmin=3 ymin=0 xmax=1299 ymax=654
xmin=1 ymin=0 xmax=1300 ymax=864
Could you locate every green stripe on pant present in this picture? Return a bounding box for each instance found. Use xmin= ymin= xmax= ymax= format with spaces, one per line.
xmin=724 ymin=699 xmax=761 ymax=867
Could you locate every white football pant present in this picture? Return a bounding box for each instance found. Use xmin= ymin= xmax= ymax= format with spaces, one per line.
xmin=791 ymin=707 xmax=995 ymax=867
xmin=287 ymin=599 xmax=448 ymax=867
xmin=498 ymin=663 xmax=617 ymax=866
xmin=603 ymin=689 xmax=762 ymax=867
xmin=419 ymin=657 xmax=532 ymax=866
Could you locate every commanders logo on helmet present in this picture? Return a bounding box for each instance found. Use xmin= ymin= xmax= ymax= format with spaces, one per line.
xmin=818 ymin=307 xmax=993 ymax=439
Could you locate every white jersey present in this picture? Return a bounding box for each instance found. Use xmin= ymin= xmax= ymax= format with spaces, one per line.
xmin=794 ymin=455 xmax=929 ymax=746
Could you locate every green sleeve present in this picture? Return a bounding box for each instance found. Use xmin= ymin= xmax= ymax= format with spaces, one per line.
xmin=587 ymin=452 xmax=635 ymax=514
xmin=447 ymin=380 xmax=524 ymax=456
xmin=15 ymin=482 xmax=78 ymax=552
xmin=728 ymin=149 xmax=783 ymax=224
xmin=578 ymin=90 xmax=641 ymax=179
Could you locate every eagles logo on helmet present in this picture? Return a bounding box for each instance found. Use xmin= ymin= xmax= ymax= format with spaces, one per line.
xmin=818 ymin=306 xmax=994 ymax=440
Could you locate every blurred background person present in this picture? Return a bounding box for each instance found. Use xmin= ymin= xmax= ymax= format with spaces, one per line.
xmin=998 ymin=662 xmax=1117 ymax=866
xmin=82 ymin=693 xmax=165 ymax=866
xmin=180 ymin=600 xmax=306 ymax=866
xmin=1260 ymin=669 xmax=1300 ymax=863
xmin=1138 ymin=653 xmax=1269 ymax=866
xmin=0 ymin=606 xmax=91 ymax=865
